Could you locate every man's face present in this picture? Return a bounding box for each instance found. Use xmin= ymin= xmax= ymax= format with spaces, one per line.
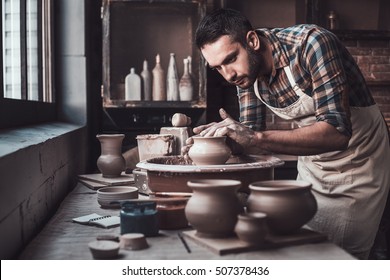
xmin=201 ymin=35 xmax=260 ymax=89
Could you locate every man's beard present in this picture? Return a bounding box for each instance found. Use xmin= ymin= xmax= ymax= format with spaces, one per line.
xmin=239 ymin=46 xmax=261 ymax=89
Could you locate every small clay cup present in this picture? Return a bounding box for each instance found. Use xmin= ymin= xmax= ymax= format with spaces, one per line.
xmin=234 ymin=212 xmax=268 ymax=245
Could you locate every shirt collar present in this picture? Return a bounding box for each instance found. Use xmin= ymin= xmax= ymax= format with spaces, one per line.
xmin=255 ymin=28 xmax=290 ymax=72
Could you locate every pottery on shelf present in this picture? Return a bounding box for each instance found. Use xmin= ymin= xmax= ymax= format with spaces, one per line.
xmin=166 ymin=53 xmax=179 ymax=101
xmin=247 ymin=180 xmax=317 ymax=235
xmin=185 ymin=179 xmax=244 ymax=238
xmin=96 ymin=134 xmax=126 ymax=178
xmin=152 ymin=54 xmax=166 ymax=101
xmin=141 ymin=60 xmax=152 ymax=101
xmin=125 ymin=67 xmax=141 ymax=101
xmin=234 ymin=212 xmax=268 ymax=245
xmin=179 ymin=58 xmax=194 ymax=101
xmin=188 ymin=135 xmax=232 ymax=165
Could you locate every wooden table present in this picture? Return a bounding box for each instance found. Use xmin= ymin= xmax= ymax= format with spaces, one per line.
xmin=18 ymin=183 xmax=355 ymax=260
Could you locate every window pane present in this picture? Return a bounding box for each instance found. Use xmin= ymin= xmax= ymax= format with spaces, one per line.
xmin=2 ymin=0 xmax=22 ymax=99
xmin=26 ymin=0 xmax=39 ymax=101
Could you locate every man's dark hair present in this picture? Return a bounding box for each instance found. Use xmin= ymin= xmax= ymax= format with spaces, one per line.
xmin=195 ymin=8 xmax=253 ymax=49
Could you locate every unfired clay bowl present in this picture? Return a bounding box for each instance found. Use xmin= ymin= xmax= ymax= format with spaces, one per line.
xmin=136 ymin=154 xmax=284 ymax=193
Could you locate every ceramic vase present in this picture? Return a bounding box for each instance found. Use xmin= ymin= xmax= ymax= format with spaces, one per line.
xmin=152 ymin=54 xmax=166 ymax=101
xmin=125 ymin=68 xmax=141 ymax=101
xmin=141 ymin=60 xmax=152 ymax=101
xmin=247 ymin=180 xmax=317 ymax=235
xmin=166 ymin=53 xmax=179 ymax=101
xmin=188 ymin=136 xmax=231 ymax=165
xmin=234 ymin=212 xmax=268 ymax=245
xmin=179 ymin=58 xmax=194 ymax=101
xmin=185 ymin=179 xmax=244 ymax=238
xmin=96 ymin=134 xmax=126 ymax=178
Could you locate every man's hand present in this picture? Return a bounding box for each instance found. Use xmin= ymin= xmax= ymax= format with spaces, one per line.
xmin=182 ymin=108 xmax=258 ymax=157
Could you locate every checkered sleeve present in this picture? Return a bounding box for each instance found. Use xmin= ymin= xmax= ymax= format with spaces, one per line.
xmin=303 ymin=28 xmax=352 ymax=136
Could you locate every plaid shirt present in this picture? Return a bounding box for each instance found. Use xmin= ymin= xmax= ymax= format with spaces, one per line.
xmin=237 ymin=24 xmax=375 ymax=136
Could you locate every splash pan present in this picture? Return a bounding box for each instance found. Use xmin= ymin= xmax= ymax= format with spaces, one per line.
xmin=136 ymin=155 xmax=284 ymax=193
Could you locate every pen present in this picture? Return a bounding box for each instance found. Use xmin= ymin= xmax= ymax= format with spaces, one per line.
xmin=177 ymin=232 xmax=191 ymax=253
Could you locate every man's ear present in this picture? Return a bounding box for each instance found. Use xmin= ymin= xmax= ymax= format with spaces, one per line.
xmin=246 ymin=31 xmax=260 ymax=50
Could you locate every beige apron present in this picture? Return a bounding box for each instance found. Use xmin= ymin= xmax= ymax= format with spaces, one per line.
xmin=254 ymin=66 xmax=390 ymax=259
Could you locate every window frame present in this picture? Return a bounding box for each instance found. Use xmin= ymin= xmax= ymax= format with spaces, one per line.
xmin=0 ymin=0 xmax=56 ymax=129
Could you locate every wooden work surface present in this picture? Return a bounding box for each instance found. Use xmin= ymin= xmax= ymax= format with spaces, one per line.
xmin=18 ymin=183 xmax=355 ymax=260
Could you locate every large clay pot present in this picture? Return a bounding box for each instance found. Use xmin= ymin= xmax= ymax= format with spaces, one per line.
xmin=185 ymin=179 xmax=244 ymax=238
xmin=188 ymin=136 xmax=231 ymax=165
xmin=247 ymin=180 xmax=317 ymax=235
xmin=96 ymin=134 xmax=126 ymax=178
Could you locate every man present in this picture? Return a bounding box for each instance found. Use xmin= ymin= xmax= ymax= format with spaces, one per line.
xmin=190 ymin=8 xmax=390 ymax=259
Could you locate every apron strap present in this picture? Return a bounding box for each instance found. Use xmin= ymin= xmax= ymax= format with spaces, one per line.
xmin=254 ymin=66 xmax=306 ymax=99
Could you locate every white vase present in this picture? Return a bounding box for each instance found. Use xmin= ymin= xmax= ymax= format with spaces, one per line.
xmin=166 ymin=53 xmax=179 ymax=101
xmin=152 ymin=54 xmax=166 ymax=101
xmin=125 ymin=68 xmax=141 ymax=101
xmin=179 ymin=58 xmax=194 ymax=101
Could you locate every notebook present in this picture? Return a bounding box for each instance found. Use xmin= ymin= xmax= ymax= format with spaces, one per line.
xmin=72 ymin=213 xmax=120 ymax=228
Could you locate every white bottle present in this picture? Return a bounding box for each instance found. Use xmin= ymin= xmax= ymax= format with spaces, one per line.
xmin=141 ymin=60 xmax=152 ymax=101
xmin=179 ymin=58 xmax=194 ymax=101
xmin=166 ymin=53 xmax=179 ymax=101
xmin=125 ymin=68 xmax=141 ymax=101
xmin=152 ymin=54 xmax=166 ymax=101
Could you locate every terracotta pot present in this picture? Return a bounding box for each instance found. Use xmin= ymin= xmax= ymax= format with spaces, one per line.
xmin=247 ymin=180 xmax=317 ymax=235
xmin=96 ymin=134 xmax=126 ymax=178
xmin=188 ymin=136 xmax=231 ymax=165
xmin=234 ymin=212 xmax=268 ymax=245
xmin=185 ymin=179 xmax=244 ymax=238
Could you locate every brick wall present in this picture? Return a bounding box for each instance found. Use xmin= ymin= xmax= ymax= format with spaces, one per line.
xmin=268 ymin=34 xmax=390 ymax=132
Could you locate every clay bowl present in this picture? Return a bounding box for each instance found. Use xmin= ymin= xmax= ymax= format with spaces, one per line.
xmin=97 ymin=186 xmax=138 ymax=208
xmin=247 ymin=180 xmax=318 ymax=235
xmin=136 ymin=154 xmax=284 ymax=193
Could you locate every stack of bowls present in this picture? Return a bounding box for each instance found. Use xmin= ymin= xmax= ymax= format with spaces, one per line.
xmin=97 ymin=186 xmax=138 ymax=208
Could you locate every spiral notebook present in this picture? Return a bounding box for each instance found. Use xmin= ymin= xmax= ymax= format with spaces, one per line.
xmin=72 ymin=213 xmax=120 ymax=228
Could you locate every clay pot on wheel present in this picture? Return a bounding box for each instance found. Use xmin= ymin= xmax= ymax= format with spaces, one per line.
xmin=188 ymin=136 xmax=231 ymax=165
xmin=96 ymin=134 xmax=126 ymax=178
xmin=185 ymin=179 xmax=244 ymax=238
xmin=247 ymin=180 xmax=317 ymax=235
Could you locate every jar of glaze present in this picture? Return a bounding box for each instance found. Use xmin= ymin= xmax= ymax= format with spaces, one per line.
xmin=188 ymin=136 xmax=231 ymax=165
xmin=247 ymin=180 xmax=317 ymax=235
xmin=120 ymin=201 xmax=159 ymax=237
xmin=185 ymin=179 xmax=244 ymax=238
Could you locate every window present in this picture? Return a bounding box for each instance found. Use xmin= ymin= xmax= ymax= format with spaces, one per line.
xmin=1 ymin=0 xmax=55 ymax=129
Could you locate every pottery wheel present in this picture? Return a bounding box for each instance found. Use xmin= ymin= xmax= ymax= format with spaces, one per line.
xmin=137 ymin=154 xmax=284 ymax=173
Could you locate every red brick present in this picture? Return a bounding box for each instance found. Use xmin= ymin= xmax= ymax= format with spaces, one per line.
xmin=357 ymin=40 xmax=389 ymax=48
xmin=372 ymin=72 xmax=390 ymax=81
xmin=372 ymin=49 xmax=390 ymax=56
xmin=347 ymin=48 xmax=371 ymax=56
xmin=358 ymin=56 xmax=389 ymax=64
xmin=342 ymin=40 xmax=358 ymax=47
xmin=370 ymin=64 xmax=390 ymax=72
